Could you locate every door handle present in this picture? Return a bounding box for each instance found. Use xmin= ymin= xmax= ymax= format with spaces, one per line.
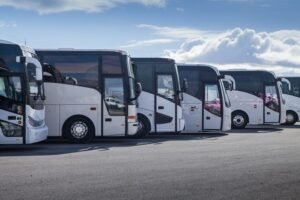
xmin=158 ymin=106 xmax=164 ymax=110
xmin=8 ymin=116 xmax=17 ymax=120
xmin=206 ymin=116 xmax=211 ymax=120
xmin=267 ymin=112 xmax=271 ymax=115
xmin=105 ymin=118 xmax=112 ymax=122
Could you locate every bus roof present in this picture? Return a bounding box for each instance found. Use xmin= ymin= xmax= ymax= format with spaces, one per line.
xmin=177 ymin=64 xmax=221 ymax=76
xmin=221 ymin=69 xmax=277 ymax=78
xmin=0 ymin=40 xmax=17 ymax=45
xmin=36 ymin=49 xmax=129 ymax=56
xmin=132 ymin=57 xmax=175 ymax=63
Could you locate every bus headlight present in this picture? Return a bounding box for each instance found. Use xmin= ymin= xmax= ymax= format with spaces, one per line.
xmin=0 ymin=121 xmax=22 ymax=137
xmin=28 ymin=116 xmax=44 ymax=127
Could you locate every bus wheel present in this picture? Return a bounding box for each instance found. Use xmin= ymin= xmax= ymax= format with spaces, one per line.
xmin=64 ymin=116 xmax=95 ymax=143
xmin=232 ymin=112 xmax=248 ymax=129
xmin=286 ymin=112 xmax=297 ymax=125
xmin=135 ymin=115 xmax=150 ymax=137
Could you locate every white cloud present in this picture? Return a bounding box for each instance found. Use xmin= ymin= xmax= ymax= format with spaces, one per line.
xmin=137 ymin=24 xmax=212 ymax=39
xmin=137 ymin=24 xmax=300 ymax=75
xmin=0 ymin=0 xmax=166 ymax=14
xmin=121 ymin=38 xmax=175 ymax=48
xmin=0 ymin=20 xmax=17 ymax=28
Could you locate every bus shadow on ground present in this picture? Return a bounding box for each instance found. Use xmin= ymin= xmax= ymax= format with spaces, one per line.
xmin=228 ymin=126 xmax=283 ymax=134
xmin=0 ymin=133 xmax=227 ymax=157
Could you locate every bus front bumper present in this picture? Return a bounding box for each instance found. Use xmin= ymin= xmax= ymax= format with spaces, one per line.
xmin=26 ymin=125 xmax=48 ymax=144
xmin=127 ymin=122 xmax=139 ymax=136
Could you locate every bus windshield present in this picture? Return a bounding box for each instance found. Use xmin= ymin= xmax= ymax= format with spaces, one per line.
xmin=27 ymin=63 xmax=45 ymax=109
xmin=127 ymin=56 xmax=138 ymax=102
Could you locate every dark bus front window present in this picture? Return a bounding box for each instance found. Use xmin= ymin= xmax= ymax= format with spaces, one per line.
xmin=0 ymin=75 xmax=23 ymax=114
xmin=102 ymin=55 xmax=122 ymax=75
xmin=27 ymin=63 xmax=38 ymax=96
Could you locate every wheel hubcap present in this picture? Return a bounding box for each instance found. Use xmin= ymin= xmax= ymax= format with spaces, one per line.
xmin=138 ymin=120 xmax=144 ymax=132
xmin=70 ymin=122 xmax=88 ymax=139
xmin=233 ymin=115 xmax=245 ymax=127
xmin=286 ymin=114 xmax=294 ymax=123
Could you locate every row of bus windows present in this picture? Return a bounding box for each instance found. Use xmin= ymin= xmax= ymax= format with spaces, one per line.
xmin=42 ymin=55 xmax=123 ymax=88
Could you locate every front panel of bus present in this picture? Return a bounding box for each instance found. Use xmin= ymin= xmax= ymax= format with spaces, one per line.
xmin=179 ymin=66 xmax=226 ymax=133
xmin=282 ymin=77 xmax=300 ymax=123
xmin=0 ymin=43 xmax=47 ymax=144
xmin=134 ymin=59 xmax=183 ymax=134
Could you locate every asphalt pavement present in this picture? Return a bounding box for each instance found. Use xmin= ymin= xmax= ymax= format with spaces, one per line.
xmin=1 ymin=125 xmax=300 ymax=200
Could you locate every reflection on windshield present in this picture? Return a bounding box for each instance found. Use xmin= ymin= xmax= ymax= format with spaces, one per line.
xmin=157 ymin=75 xmax=175 ymax=100
xmin=204 ymin=84 xmax=221 ymax=116
xmin=0 ymin=76 xmax=23 ymax=114
xmin=104 ymin=78 xmax=125 ymax=116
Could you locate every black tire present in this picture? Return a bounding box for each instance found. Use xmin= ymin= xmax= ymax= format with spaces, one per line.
xmin=285 ymin=111 xmax=297 ymax=126
xmin=232 ymin=111 xmax=248 ymax=129
xmin=63 ymin=116 xmax=95 ymax=143
xmin=135 ymin=115 xmax=150 ymax=138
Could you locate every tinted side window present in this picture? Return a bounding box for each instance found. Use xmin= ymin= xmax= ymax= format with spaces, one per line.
xmin=43 ymin=55 xmax=99 ymax=88
xmin=135 ymin=62 xmax=154 ymax=93
xmin=102 ymin=55 xmax=122 ymax=74
xmin=179 ymin=70 xmax=202 ymax=99
xmin=231 ymin=73 xmax=264 ymax=97
xmin=284 ymin=78 xmax=300 ymax=97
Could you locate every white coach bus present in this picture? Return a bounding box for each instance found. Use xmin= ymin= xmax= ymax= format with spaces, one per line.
xmin=36 ymin=49 xmax=141 ymax=143
xmin=221 ymin=70 xmax=286 ymax=129
xmin=177 ymin=64 xmax=232 ymax=133
xmin=132 ymin=58 xmax=185 ymax=135
xmin=281 ymin=77 xmax=300 ymax=125
xmin=0 ymin=40 xmax=48 ymax=144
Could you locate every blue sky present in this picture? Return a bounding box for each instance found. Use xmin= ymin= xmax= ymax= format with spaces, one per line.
xmin=0 ymin=0 xmax=300 ymax=74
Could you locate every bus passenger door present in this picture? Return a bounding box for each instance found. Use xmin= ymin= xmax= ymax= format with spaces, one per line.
xmin=203 ymin=83 xmax=222 ymax=130
xmin=102 ymin=77 xmax=126 ymax=136
xmin=0 ymin=74 xmax=25 ymax=144
xmin=155 ymin=74 xmax=176 ymax=132
xmin=264 ymin=85 xmax=280 ymax=123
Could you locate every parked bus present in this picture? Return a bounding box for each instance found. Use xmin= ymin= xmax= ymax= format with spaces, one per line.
xmin=132 ymin=58 xmax=185 ymax=135
xmin=221 ymin=70 xmax=286 ymax=129
xmin=280 ymin=77 xmax=300 ymax=125
xmin=36 ymin=49 xmax=141 ymax=143
xmin=0 ymin=40 xmax=48 ymax=144
xmin=177 ymin=64 xmax=231 ymax=132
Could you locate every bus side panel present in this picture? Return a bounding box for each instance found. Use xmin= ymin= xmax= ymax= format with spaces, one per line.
xmin=137 ymin=91 xmax=155 ymax=132
xmin=45 ymin=105 xmax=60 ymax=136
xmin=222 ymin=105 xmax=232 ymax=131
xmin=181 ymin=93 xmax=202 ymax=133
xmin=60 ymin=105 xmax=99 ymax=136
xmin=44 ymin=83 xmax=101 ymax=137
xmin=177 ymin=105 xmax=185 ymax=132
xmin=227 ymin=90 xmax=264 ymax=125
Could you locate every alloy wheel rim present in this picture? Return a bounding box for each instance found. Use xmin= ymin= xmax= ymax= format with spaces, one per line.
xmin=70 ymin=121 xmax=88 ymax=139
xmin=233 ymin=115 xmax=245 ymax=127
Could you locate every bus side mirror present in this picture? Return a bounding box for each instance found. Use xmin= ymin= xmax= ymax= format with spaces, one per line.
xmin=182 ymin=78 xmax=188 ymax=92
xmin=135 ymin=82 xmax=142 ymax=97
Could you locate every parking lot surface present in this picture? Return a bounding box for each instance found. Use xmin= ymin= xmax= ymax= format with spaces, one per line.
xmin=1 ymin=125 xmax=300 ymax=200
